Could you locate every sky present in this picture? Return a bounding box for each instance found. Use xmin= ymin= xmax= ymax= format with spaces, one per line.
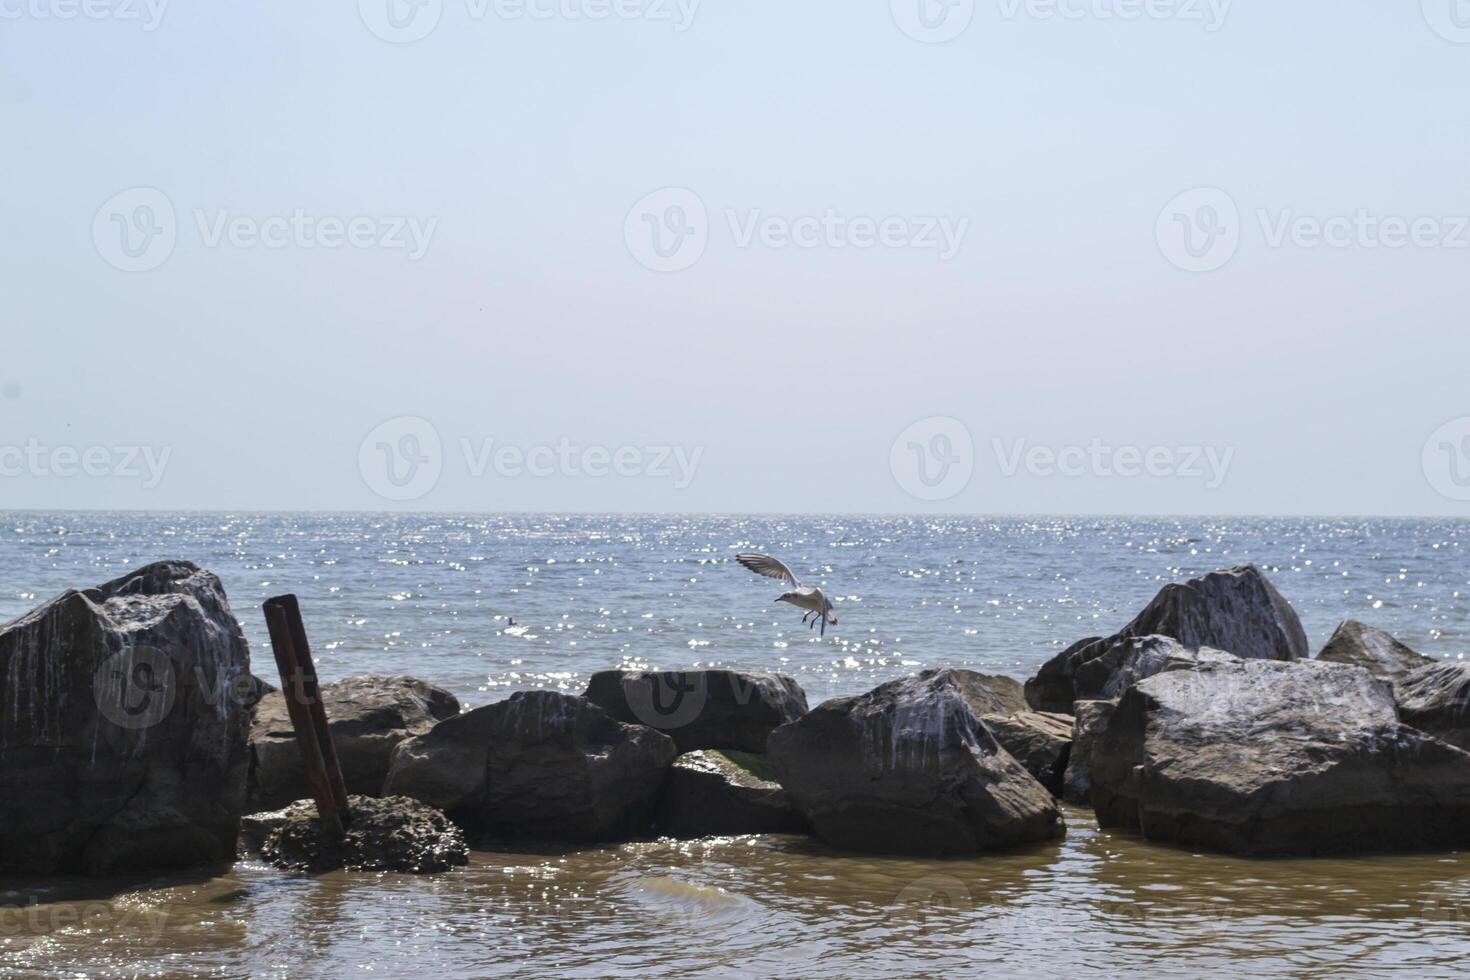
xmin=2 ymin=1 xmax=1469 ymax=515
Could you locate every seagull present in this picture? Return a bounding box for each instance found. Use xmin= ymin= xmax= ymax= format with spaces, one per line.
xmin=735 ymin=553 xmax=837 ymax=637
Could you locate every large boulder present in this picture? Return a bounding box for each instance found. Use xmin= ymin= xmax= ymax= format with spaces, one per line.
xmin=583 ymin=669 xmax=808 ymax=753
xmin=1090 ymin=656 xmax=1470 ymax=856
xmin=980 ymin=711 xmax=1072 ymax=796
xmin=1318 ymin=621 xmax=1432 ymax=683
xmin=384 ymin=691 xmax=676 ymax=843
xmin=1061 ymin=699 xmax=1117 ymax=806
xmin=257 ymin=795 xmax=468 ymax=874
xmin=0 ymin=561 xmax=252 ymax=875
xmin=659 ymin=750 xmax=806 ymax=838
xmin=767 ymin=669 xmax=1063 ymax=854
xmin=247 ymin=674 xmax=460 ymax=812
xmin=1394 ymin=662 xmax=1470 ymax=751
xmin=1025 ymin=565 xmax=1308 ymax=713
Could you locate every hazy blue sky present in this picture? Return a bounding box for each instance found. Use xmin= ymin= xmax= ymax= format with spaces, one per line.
xmin=3 ymin=1 xmax=1469 ymax=514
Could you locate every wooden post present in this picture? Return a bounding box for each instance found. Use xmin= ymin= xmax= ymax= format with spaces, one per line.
xmin=262 ymin=594 xmax=351 ymax=836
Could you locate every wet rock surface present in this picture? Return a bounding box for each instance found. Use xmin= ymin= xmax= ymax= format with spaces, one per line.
xmin=1090 ymin=656 xmax=1470 ymax=856
xmin=583 ymin=669 xmax=808 ymax=754
xmin=1317 ymin=621 xmax=1432 ymax=683
xmin=659 ymin=750 xmax=807 ymax=838
xmin=385 ymin=691 xmax=677 ymax=843
xmin=980 ymin=710 xmax=1073 ymax=797
xmin=0 ymin=561 xmax=252 ymax=875
xmin=1026 ymin=565 xmax=1308 ymax=713
xmin=1394 ymin=661 xmax=1470 ymax=751
xmin=257 ymin=795 xmax=468 ymax=873
xmin=768 ymin=669 xmax=1064 ymax=855
xmin=248 ymin=674 xmax=460 ymax=812
xmin=1061 ymin=699 xmax=1117 ymax=806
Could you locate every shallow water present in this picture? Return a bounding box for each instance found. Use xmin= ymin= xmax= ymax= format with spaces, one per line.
xmin=2 ymin=513 xmax=1469 ymax=976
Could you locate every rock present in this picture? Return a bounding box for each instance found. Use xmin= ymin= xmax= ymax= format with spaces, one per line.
xmin=980 ymin=711 xmax=1073 ymax=796
xmin=384 ymin=691 xmax=676 ymax=843
xmin=583 ymin=669 xmax=808 ymax=753
xmin=1395 ymin=662 xmax=1470 ymax=751
xmin=767 ymin=669 xmax=1064 ymax=854
xmin=1025 ymin=565 xmax=1308 ymax=713
xmin=659 ymin=750 xmax=807 ymax=838
xmin=1318 ymin=621 xmax=1432 ymax=683
xmin=1090 ymin=656 xmax=1470 ymax=856
xmin=0 ymin=561 xmax=252 ymax=875
xmin=248 ymin=674 xmax=460 ymax=812
xmin=257 ymin=795 xmax=468 ymax=873
xmin=1071 ymin=636 xmax=1235 ymax=702
xmin=1061 ymin=700 xmax=1117 ymax=805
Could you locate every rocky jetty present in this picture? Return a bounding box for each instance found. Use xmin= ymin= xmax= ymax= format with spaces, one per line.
xmin=1026 ymin=565 xmax=1308 ymax=713
xmin=768 ymin=669 xmax=1063 ymax=854
xmin=583 ymin=669 xmax=807 ymax=753
xmin=659 ymin=750 xmax=806 ymax=837
xmin=384 ymin=691 xmax=676 ymax=842
xmin=253 ymin=795 xmax=468 ymax=873
xmin=0 ymin=562 xmax=252 ymax=875
xmin=1394 ymin=661 xmax=1470 ymax=751
xmin=1060 ymin=699 xmax=1117 ymax=805
xmin=1318 ymin=621 xmax=1432 ymax=682
xmin=248 ymin=674 xmax=460 ymax=812
xmin=1089 ymin=656 xmax=1470 ymax=856
xmin=980 ymin=710 xmax=1073 ymax=797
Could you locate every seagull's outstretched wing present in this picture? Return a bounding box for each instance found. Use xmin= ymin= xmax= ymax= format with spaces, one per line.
xmin=735 ymin=553 xmax=801 ymax=588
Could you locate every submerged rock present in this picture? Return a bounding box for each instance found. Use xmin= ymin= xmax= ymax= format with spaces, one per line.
xmin=1090 ymin=656 xmax=1470 ymax=856
xmin=384 ymin=691 xmax=676 ymax=843
xmin=767 ymin=669 xmax=1063 ymax=855
xmin=257 ymin=795 xmax=468 ymax=873
xmin=1060 ymin=699 xmax=1117 ymax=806
xmin=1395 ymin=662 xmax=1470 ymax=751
xmin=980 ymin=710 xmax=1073 ymax=797
xmin=0 ymin=561 xmax=252 ymax=875
xmin=583 ymin=669 xmax=808 ymax=753
xmin=659 ymin=750 xmax=807 ymax=838
xmin=1025 ymin=565 xmax=1308 ymax=713
xmin=1318 ymin=621 xmax=1433 ymax=683
xmin=248 ymin=674 xmax=460 ymax=812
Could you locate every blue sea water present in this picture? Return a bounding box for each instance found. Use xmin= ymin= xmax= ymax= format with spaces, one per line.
xmin=0 ymin=512 xmax=1464 ymax=705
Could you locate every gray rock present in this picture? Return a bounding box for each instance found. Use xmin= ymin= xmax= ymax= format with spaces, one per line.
xmin=1025 ymin=565 xmax=1308 ymax=713
xmin=1318 ymin=621 xmax=1432 ymax=683
xmin=659 ymin=750 xmax=807 ymax=838
xmin=248 ymin=674 xmax=460 ymax=812
xmin=1061 ymin=699 xmax=1117 ymax=806
xmin=258 ymin=795 xmax=468 ymax=874
xmin=384 ymin=691 xmax=676 ymax=843
xmin=583 ymin=669 xmax=808 ymax=754
xmin=981 ymin=710 xmax=1073 ymax=796
xmin=767 ymin=669 xmax=1064 ymax=854
xmin=1072 ymin=636 xmax=1235 ymax=702
xmin=1395 ymin=661 xmax=1470 ymax=751
xmin=0 ymin=561 xmax=252 ymax=875
xmin=1090 ymin=656 xmax=1470 ymax=856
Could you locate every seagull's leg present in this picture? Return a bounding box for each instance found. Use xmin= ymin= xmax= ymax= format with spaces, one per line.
xmin=820 ymin=614 xmax=826 ymax=637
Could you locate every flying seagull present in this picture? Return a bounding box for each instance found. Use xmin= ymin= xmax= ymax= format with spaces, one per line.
xmin=735 ymin=553 xmax=838 ymax=637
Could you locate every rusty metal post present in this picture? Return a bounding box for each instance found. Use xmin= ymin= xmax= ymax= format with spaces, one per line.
xmin=262 ymin=595 xmax=351 ymax=837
